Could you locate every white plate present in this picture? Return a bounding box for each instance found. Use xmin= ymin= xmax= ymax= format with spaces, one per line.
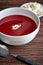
xmin=20 ymin=2 xmax=43 ymax=18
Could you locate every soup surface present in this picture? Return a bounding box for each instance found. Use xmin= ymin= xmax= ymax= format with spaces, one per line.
xmin=0 ymin=15 xmax=37 ymax=36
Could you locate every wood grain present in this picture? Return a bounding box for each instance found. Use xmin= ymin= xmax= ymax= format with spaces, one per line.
xmin=0 ymin=0 xmax=43 ymax=65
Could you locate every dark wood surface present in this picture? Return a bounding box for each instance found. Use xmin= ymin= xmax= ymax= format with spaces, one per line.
xmin=0 ymin=0 xmax=43 ymax=65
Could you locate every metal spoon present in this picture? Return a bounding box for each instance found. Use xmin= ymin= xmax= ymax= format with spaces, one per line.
xmin=0 ymin=44 xmax=39 ymax=65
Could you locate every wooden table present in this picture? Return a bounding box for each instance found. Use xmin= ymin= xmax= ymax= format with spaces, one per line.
xmin=0 ymin=0 xmax=43 ymax=65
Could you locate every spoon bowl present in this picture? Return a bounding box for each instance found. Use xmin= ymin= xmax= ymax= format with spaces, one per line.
xmin=0 ymin=44 xmax=9 ymax=56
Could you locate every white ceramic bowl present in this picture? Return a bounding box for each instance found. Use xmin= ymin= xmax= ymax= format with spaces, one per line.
xmin=0 ymin=7 xmax=40 ymax=45
xmin=20 ymin=2 xmax=43 ymax=18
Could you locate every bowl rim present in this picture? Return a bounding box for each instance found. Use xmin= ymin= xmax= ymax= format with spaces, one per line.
xmin=0 ymin=7 xmax=40 ymax=37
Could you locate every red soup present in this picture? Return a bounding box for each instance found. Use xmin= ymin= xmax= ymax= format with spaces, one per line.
xmin=0 ymin=15 xmax=37 ymax=36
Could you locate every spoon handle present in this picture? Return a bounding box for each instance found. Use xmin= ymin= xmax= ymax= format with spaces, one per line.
xmin=11 ymin=54 xmax=39 ymax=65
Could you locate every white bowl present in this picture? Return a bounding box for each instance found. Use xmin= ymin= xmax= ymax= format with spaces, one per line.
xmin=20 ymin=2 xmax=43 ymax=18
xmin=0 ymin=7 xmax=40 ymax=45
